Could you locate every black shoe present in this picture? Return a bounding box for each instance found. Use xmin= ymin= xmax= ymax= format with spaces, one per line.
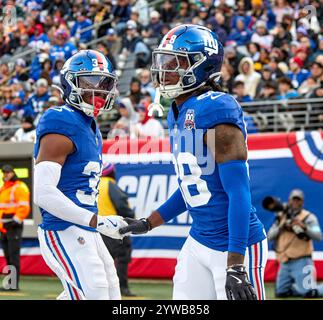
xmin=275 ymin=289 xmax=293 ymax=298
xmin=0 ymin=287 xmax=20 ymax=292
xmin=121 ymin=288 xmax=137 ymax=297
xmin=304 ymin=289 xmax=318 ymax=298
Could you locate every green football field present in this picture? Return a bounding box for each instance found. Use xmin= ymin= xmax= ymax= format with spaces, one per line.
xmin=0 ymin=276 xmax=321 ymax=300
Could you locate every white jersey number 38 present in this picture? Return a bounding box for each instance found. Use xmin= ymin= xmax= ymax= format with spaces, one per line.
xmin=173 ymin=153 xmax=211 ymax=207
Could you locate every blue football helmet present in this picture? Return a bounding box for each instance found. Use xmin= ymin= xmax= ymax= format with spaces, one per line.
xmin=151 ymin=24 xmax=224 ymax=99
xmin=60 ymin=50 xmax=117 ymax=117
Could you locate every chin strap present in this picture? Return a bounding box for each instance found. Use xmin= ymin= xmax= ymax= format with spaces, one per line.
xmin=148 ymin=88 xmax=164 ymax=117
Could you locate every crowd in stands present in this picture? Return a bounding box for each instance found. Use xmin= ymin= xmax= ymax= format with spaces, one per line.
xmin=0 ymin=0 xmax=322 ymax=140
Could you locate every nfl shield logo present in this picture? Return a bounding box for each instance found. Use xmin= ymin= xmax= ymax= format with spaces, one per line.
xmin=184 ymin=109 xmax=195 ymax=130
xmin=77 ymin=237 xmax=85 ymax=245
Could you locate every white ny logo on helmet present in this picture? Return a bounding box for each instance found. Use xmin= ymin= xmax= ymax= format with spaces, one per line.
xmin=202 ymin=34 xmax=218 ymax=56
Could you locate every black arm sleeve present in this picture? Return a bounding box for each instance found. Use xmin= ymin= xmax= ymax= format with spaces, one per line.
xmin=108 ymin=181 xmax=135 ymax=219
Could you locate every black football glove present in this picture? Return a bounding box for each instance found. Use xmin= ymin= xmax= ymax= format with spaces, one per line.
xmin=225 ymin=264 xmax=257 ymax=300
xmin=119 ymin=218 xmax=152 ymax=235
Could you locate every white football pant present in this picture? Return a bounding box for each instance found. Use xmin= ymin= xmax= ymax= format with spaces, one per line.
xmin=173 ymin=236 xmax=268 ymax=300
xmin=38 ymin=226 xmax=121 ymax=300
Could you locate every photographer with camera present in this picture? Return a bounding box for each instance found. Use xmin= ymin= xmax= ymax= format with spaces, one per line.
xmin=264 ymin=189 xmax=323 ymax=298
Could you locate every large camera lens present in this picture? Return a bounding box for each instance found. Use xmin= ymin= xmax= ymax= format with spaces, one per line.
xmin=262 ymin=196 xmax=285 ymax=212
xmin=262 ymin=196 xmax=276 ymax=210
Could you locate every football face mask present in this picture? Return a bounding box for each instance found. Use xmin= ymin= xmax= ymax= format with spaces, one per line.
xmin=151 ymin=51 xmax=199 ymax=99
xmin=68 ymin=72 xmax=117 ymax=117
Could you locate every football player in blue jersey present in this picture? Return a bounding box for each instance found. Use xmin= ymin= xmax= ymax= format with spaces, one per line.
xmin=120 ymin=25 xmax=268 ymax=300
xmin=33 ymin=50 xmax=129 ymax=300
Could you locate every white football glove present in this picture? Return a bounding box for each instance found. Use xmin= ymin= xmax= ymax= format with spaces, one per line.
xmin=96 ymin=216 xmax=128 ymax=240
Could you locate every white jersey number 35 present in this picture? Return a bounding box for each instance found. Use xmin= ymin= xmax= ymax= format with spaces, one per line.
xmin=173 ymin=153 xmax=211 ymax=207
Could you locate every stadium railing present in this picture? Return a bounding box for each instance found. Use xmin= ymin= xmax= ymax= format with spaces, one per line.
xmin=94 ymin=97 xmax=323 ymax=139
xmin=241 ymin=98 xmax=323 ymax=132
xmin=0 ymin=124 xmax=21 ymax=141
xmin=0 ymin=98 xmax=321 ymax=140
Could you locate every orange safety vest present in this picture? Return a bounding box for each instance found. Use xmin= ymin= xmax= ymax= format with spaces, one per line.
xmin=0 ymin=180 xmax=30 ymax=233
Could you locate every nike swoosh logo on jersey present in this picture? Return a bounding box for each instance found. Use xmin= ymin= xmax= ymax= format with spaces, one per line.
xmin=106 ymin=218 xmax=118 ymax=227
xmin=229 ymin=275 xmax=242 ymax=284
xmin=52 ymin=106 xmax=75 ymax=112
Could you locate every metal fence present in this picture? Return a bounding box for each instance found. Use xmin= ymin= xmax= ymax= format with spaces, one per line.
xmin=96 ymin=97 xmax=323 ymax=139
xmin=241 ymin=97 xmax=323 ymax=132
xmin=0 ymin=98 xmax=322 ymax=141
xmin=0 ymin=124 xmax=20 ymax=142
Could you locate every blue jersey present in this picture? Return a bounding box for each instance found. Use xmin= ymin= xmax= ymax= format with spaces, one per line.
xmin=167 ymin=91 xmax=265 ymax=251
xmin=34 ymin=105 xmax=102 ymax=232
xmin=24 ymin=92 xmax=51 ymax=117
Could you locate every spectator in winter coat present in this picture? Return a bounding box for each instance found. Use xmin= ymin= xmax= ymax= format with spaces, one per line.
xmin=250 ymin=20 xmax=273 ymax=50
xmin=142 ymin=11 xmax=164 ymax=39
xmin=256 ymin=81 xmax=278 ymax=101
xmin=28 ymin=24 xmax=50 ymax=51
xmin=235 ymin=57 xmax=261 ymax=98
xmin=286 ymin=57 xmax=311 ymax=89
xmin=228 ymin=17 xmax=252 ymax=46
xmin=71 ymin=10 xmax=93 ymax=43
xmin=276 ymin=77 xmax=299 ymax=100
xmin=108 ymin=97 xmax=139 ymax=138
xmin=10 ymin=116 xmax=36 ymax=143
xmin=23 ymin=79 xmax=50 ymax=117
xmin=233 ymin=81 xmax=253 ymax=103
xmin=50 ymin=29 xmax=77 ymax=62
xmin=112 ymin=0 xmax=132 ymax=35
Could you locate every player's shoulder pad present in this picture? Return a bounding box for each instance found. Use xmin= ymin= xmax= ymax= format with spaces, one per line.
xmin=37 ymin=105 xmax=78 ymax=138
xmin=194 ymin=91 xmax=243 ymax=130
